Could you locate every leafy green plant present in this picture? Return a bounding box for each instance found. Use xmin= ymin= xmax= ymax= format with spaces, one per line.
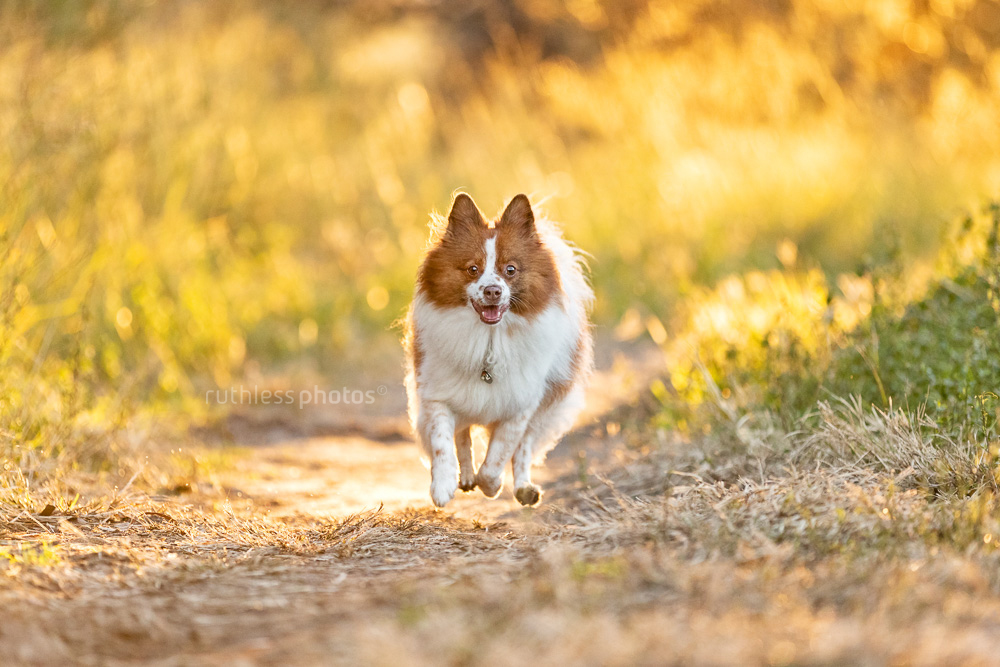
xmin=662 ymin=203 xmax=1000 ymax=446
xmin=829 ymin=204 xmax=1000 ymax=438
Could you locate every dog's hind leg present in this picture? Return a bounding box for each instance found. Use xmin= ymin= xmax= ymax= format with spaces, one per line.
xmin=456 ymin=426 xmax=476 ymax=492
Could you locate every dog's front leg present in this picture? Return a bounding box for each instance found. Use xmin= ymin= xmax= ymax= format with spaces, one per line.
xmin=475 ymin=410 xmax=532 ymax=498
xmin=419 ymin=401 xmax=458 ymax=507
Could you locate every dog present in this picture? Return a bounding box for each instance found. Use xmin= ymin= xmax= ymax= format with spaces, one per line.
xmin=403 ymin=193 xmax=593 ymax=507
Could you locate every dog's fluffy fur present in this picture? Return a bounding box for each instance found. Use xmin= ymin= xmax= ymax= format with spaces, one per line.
xmin=403 ymin=193 xmax=593 ymax=507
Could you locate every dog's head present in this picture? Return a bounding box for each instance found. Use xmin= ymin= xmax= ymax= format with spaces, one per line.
xmin=418 ymin=194 xmax=559 ymax=325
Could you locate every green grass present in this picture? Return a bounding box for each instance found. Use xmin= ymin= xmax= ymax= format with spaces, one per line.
xmin=827 ymin=207 xmax=1000 ymax=435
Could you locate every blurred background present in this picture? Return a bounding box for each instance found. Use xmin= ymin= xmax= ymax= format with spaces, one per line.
xmin=2 ymin=0 xmax=1000 ymax=443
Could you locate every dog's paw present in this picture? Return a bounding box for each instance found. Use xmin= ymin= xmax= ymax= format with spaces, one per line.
xmin=514 ymin=484 xmax=542 ymax=507
xmin=459 ymin=467 xmax=477 ymax=492
xmin=430 ymin=477 xmax=457 ymax=508
xmin=475 ymin=471 xmax=503 ymax=499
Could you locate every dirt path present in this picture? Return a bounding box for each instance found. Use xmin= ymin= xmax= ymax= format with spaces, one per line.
xmin=0 ymin=339 xmax=669 ymax=666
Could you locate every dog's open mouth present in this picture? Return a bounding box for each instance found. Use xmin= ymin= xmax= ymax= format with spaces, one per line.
xmin=473 ymin=302 xmax=509 ymax=325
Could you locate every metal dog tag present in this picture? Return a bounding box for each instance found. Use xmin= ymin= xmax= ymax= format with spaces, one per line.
xmin=480 ymin=370 xmax=493 ymax=384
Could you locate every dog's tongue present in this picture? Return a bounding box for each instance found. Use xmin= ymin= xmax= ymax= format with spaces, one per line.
xmin=479 ymin=305 xmax=502 ymax=324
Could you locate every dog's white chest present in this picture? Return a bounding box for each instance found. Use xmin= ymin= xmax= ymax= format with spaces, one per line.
xmin=412 ymin=298 xmax=574 ymax=424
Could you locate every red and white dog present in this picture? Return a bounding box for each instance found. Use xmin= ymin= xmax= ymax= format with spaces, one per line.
xmin=404 ymin=193 xmax=593 ymax=507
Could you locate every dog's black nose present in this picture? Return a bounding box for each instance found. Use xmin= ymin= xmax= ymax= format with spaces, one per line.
xmin=484 ymin=285 xmax=502 ymax=302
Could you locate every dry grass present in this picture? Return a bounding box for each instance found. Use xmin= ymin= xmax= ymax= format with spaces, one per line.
xmin=794 ymin=398 xmax=999 ymax=495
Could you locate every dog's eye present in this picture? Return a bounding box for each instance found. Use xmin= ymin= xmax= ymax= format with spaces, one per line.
xmin=467 ymin=266 xmax=479 ymax=276
xmin=505 ymin=265 xmax=517 ymax=277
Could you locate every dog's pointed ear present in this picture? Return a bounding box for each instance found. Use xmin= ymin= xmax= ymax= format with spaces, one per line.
xmin=446 ymin=193 xmax=486 ymax=238
xmin=499 ymin=194 xmax=535 ymax=234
